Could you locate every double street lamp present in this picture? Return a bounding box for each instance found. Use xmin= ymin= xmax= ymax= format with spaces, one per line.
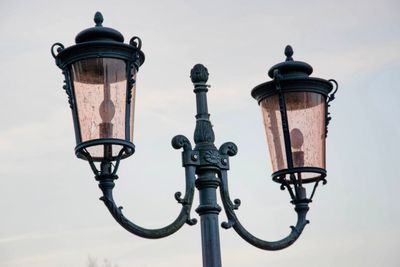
xmin=51 ymin=12 xmax=338 ymax=267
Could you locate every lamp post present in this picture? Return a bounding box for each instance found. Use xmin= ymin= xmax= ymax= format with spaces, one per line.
xmin=51 ymin=12 xmax=338 ymax=267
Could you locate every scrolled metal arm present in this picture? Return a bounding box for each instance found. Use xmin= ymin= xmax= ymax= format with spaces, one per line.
xmin=219 ymin=168 xmax=310 ymax=250
xmin=96 ymin=136 xmax=197 ymax=239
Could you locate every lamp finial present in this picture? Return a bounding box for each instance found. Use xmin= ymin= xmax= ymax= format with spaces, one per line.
xmin=94 ymin=11 xmax=104 ymax=27
xmin=285 ymin=45 xmax=294 ymax=61
xmin=190 ymin=64 xmax=209 ymax=83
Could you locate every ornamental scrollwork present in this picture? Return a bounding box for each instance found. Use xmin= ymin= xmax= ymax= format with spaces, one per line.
xmin=127 ymin=63 xmax=135 ymax=104
xmin=62 ymin=70 xmax=73 ymax=109
xmin=325 ymin=79 xmax=338 ymax=137
xmin=194 ymin=120 xmax=215 ymax=144
xmin=204 ymin=150 xmax=221 ymax=164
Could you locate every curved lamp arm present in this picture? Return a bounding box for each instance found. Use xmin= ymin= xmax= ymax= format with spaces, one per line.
xmin=218 ymin=143 xmax=310 ymax=251
xmin=96 ymin=135 xmax=197 ymax=239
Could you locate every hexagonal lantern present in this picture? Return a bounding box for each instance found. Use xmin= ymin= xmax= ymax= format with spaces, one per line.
xmin=51 ymin=12 xmax=145 ymax=162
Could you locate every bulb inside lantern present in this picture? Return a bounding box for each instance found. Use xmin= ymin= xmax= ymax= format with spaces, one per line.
xmin=290 ymin=128 xmax=304 ymax=167
xmin=99 ymin=99 xmax=116 ymax=122
xmin=99 ymin=80 xmax=115 ymax=138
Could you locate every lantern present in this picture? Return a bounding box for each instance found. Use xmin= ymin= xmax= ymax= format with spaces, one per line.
xmin=252 ymin=45 xmax=337 ymax=189
xmin=51 ymin=12 xmax=145 ymax=162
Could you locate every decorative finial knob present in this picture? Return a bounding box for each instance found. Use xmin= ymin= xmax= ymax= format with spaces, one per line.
xmin=190 ymin=64 xmax=209 ymax=83
xmin=285 ymin=45 xmax=294 ymax=61
xmin=94 ymin=11 xmax=104 ymax=27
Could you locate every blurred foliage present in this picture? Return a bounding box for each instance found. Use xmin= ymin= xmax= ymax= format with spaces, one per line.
xmin=87 ymin=256 xmax=119 ymax=267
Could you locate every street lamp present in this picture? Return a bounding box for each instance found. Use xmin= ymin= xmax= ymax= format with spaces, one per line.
xmin=51 ymin=12 xmax=338 ymax=267
xmin=51 ymin=11 xmax=144 ymax=164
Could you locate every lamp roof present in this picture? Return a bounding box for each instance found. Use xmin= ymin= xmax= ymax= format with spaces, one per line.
xmin=75 ymin=12 xmax=124 ymax=43
xmin=268 ymin=45 xmax=313 ymax=79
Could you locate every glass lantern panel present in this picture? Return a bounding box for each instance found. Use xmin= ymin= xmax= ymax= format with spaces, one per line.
xmin=261 ymin=92 xmax=326 ymax=179
xmin=71 ymin=58 xmax=127 ymax=159
xmin=286 ymin=92 xmax=326 ymax=177
xmin=261 ymin=94 xmax=287 ymax=172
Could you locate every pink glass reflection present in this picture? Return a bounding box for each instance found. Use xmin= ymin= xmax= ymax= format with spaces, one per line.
xmin=261 ymin=92 xmax=326 ymax=179
xmin=72 ymin=58 xmax=128 ymax=158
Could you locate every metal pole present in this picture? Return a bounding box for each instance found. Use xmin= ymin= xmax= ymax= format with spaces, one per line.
xmin=196 ymin=169 xmax=222 ymax=267
xmin=191 ymin=64 xmax=222 ymax=267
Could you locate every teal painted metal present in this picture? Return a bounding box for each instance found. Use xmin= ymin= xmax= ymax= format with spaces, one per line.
xmin=52 ymin=12 xmax=337 ymax=267
xmin=51 ymin=12 xmax=144 ymax=162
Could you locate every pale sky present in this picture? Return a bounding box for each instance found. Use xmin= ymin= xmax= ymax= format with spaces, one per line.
xmin=0 ymin=0 xmax=399 ymax=266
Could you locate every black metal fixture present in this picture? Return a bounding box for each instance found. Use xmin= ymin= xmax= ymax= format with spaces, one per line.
xmin=51 ymin=12 xmax=338 ymax=267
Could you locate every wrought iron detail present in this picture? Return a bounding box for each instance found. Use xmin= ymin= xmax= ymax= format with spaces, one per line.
xmin=194 ymin=119 xmax=215 ymax=144
xmin=61 ymin=69 xmax=73 ymax=109
xmin=129 ymin=36 xmax=142 ymax=50
xmin=51 ymin=42 xmax=65 ymax=58
xmin=96 ymin=153 xmax=197 ymax=238
xmin=278 ymin=177 xmax=296 ymax=201
xmin=204 ymin=150 xmax=221 ymax=164
xmin=91 ymin=62 xmax=320 ymax=253
xmin=309 ymin=177 xmax=327 ymax=201
xmin=273 ymin=70 xmax=297 ymax=186
xmin=91 ymin=132 xmax=198 ymax=236
xmin=219 ymin=142 xmax=238 ymax=156
xmin=219 ymin=168 xmax=310 ymax=250
xmin=52 ymin=23 xmax=336 ymax=264
xmin=127 ymin=63 xmax=135 ymax=104
xmin=325 ymin=79 xmax=338 ymax=137
xmin=129 ymin=36 xmax=143 ymax=69
xmin=190 ymin=64 xmax=209 ymax=83
xmin=172 ymin=135 xmax=192 ymax=150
